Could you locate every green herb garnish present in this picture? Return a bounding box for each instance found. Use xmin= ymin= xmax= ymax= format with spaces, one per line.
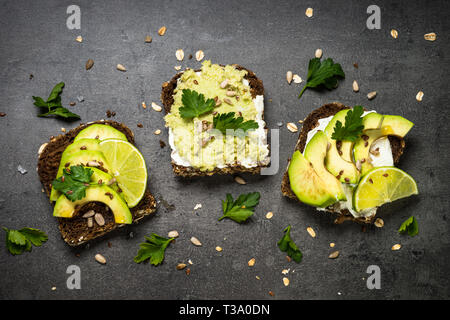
xmin=277 ymin=225 xmax=302 ymax=262
xmin=398 ymin=216 xmax=419 ymax=237
xmin=213 ymin=112 xmax=259 ymax=136
xmin=298 ymin=57 xmax=345 ymax=99
xmin=3 ymin=227 xmax=48 ymax=255
xmin=331 ymin=105 xmax=365 ymax=142
xmin=134 ymin=233 xmax=174 ymax=266
xmin=51 ymin=165 xmax=93 ymax=201
xmin=219 ymin=192 xmax=260 ymax=223
xmin=33 ymin=82 xmax=80 ymax=119
xmin=179 ymin=89 xmax=215 ymax=119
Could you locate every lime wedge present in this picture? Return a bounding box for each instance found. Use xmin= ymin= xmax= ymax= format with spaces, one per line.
xmin=353 ymin=166 xmax=418 ymax=212
xmin=99 ymin=139 xmax=147 ymax=208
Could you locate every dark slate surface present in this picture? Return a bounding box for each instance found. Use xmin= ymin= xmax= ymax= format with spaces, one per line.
xmin=0 ymin=0 xmax=449 ymax=300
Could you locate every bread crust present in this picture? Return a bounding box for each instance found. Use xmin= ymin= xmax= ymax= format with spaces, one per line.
xmin=161 ymin=65 xmax=268 ymax=177
xmin=37 ymin=120 xmax=157 ymax=246
xmin=280 ymin=103 xmax=406 ymax=224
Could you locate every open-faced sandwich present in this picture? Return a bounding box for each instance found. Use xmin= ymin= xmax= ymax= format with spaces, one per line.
xmin=282 ymin=103 xmax=418 ymax=224
xmin=161 ymin=60 xmax=270 ymax=177
xmin=38 ymin=121 xmax=156 ymax=246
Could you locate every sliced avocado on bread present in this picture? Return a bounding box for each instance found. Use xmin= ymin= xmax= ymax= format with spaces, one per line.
xmin=38 ymin=120 xmax=156 ymax=246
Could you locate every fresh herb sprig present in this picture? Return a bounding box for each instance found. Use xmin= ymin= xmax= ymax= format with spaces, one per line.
xmin=179 ymin=89 xmax=215 ymax=119
xmin=213 ymin=112 xmax=259 ymax=136
xmin=3 ymin=227 xmax=48 ymax=255
xmin=298 ymin=57 xmax=345 ymax=99
xmin=331 ymin=105 xmax=365 ymax=142
xmin=219 ymin=192 xmax=261 ymax=223
xmin=277 ymin=225 xmax=302 ymax=263
xmin=33 ymin=82 xmax=80 ymax=119
xmin=52 ymin=165 xmax=94 ymax=201
xmin=134 ymin=233 xmax=174 ymax=266
xmin=398 ymin=216 xmax=419 ymax=237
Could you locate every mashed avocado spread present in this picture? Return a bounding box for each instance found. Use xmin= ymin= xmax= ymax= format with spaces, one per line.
xmin=164 ymin=61 xmax=269 ymax=171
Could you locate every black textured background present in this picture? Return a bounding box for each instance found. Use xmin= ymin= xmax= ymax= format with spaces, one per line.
xmin=0 ymin=0 xmax=449 ymax=299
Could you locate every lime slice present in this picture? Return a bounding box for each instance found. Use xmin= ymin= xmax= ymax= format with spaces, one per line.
xmin=353 ymin=166 xmax=418 ymax=212
xmin=99 ymin=139 xmax=147 ymax=208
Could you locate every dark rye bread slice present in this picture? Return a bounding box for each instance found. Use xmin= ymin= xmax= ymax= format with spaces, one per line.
xmin=161 ymin=64 xmax=268 ymax=177
xmin=37 ymin=120 xmax=157 ymax=246
xmin=281 ymin=102 xmax=406 ymax=224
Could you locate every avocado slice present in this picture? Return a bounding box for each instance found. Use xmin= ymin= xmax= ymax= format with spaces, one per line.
xmin=288 ymin=150 xmax=336 ymax=208
xmin=74 ymin=124 xmax=128 ymax=142
xmin=50 ymin=150 xmax=112 ymax=201
xmin=61 ymin=139 xmax=100 ymax=160
xmin=354 ymin=115 xmax=414 ymax=175
xmin=53 ymin=185 xmax=132 ymax=224
xmin=304 ymin=131 xmax=346 ymax=201
xmin=323 ymin=110 xmax=360 ymax=184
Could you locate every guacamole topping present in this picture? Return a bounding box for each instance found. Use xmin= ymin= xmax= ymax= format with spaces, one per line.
xmin=164 ymin=60 xmax=269 ymax=171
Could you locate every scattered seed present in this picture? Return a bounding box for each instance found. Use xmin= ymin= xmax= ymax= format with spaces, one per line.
xmin=283 ymin=277 xmax=290 ymax=286
xmin=248 ymin=258 xmax=256 ymax=267
xmin=116 ymin=64 xmax=127 ymax=72
xmin=315 ymin=48 xmax=323 ymax=58
xmin=167 ymin=230 xmax=179 ymax=238
xmin=416 ymin=91 xmax=424 ymax=102
xmin=151 ymin=102 xmax=162 ymax=112
xmin=77 ymin=96 xmax=84 ymax=102
xmin=293 ymin=74 xmax=302 ymax=83
xmin=17 ymin=165 xmax=27 ymax=175
xmin=185 ymin=268 xmax=191 ymax=275
xmin=226 ymin=90 xmax=236 ymax=97
xmin=87 ymin=217 xmax=93 ymax=228
xmin=141 ymin=101 xmax=147 ymax=109
xmin=145 ymin=35 xmax=152 ymax=43
xmin=298 ymin=119 xmax=304 ymax=124
xmin=154 ymin=129 xmax=161 ymax=135
xmin=286 ymin=71 xmax=293 ymax=84
xmin=216 ymin=246 xmax=223 ymax=252
xmin=307 ymin=227 xmax=316 ymax=238
xmin=374 ymin=218 xmax=384 ymax=228
xmin=353 ymin=63 xmax=359 ymax=68
xmin=223 ymin=98 xmax=233 ymax=105
xmin=329 ymin=251 xmax=340 ymax=259
xmin=51 ymin=286 xmax=56 ymax=291
xmin=190 ymin=237 xmax=202 ymax=246
xmin=176 ymin=263 xmax=187 ymax=270
xmin=256 ymin=276 xmax=261 ymax=280
xmin=424 ymin=32 xmax=436 ymax=41
xmin=176 ymin=49 xmax=184 ymax=61
xmin=305 ymin=7 xmax=313 ymax=17
xmin=195 ymin=50 xmax=205 ymax=61
xmin=61 ymin=128 xmax=66 ymax=133
xmin=94 ymin=213 xmax=105 ymax=226
xmin=194 ymin=203 xmax=202 ymax=210
xmin=0 ymin=112 xmax=6 ymax=117
xmin=390 ymin=29 xmax=398 ymax=39
xmin=353 ymin=80 xmax=359 ymax=92
xmin=282 ymin=269 xmax=289 ymax=275
xmin=268 ymin=291 xmax=274 ymax=297
xmin=265 ymin=211 xmax=273 ymax=219
xmin=220 ymin=79 xmax=229 ymax=88
xmin=234 ymin=176 xmax=246 ymax=185
xmin=159 ymin=140 xmax=166 ymax=148
xmin=174 ymin=65 xmax=181 ymax=71
xmin=95 ymin=254 xmax=106 ymax=264
xmin=287 ymin=122 xmax=298 ymax=132
xmin=367 ymin=91 xmax=377 ymax=100
xmin=82 ymin=210 xmax=95 ymax=218
xmin=392 ymin=244 xmax=401 ymax=251
xmin=158 ymin=26 xmax=166 ymax=36
xmin=75 ymin=35 xmax=83 ymax=43
xmin=85 ymin=59 xmax=94 ymax=70
xmin=330 ymin=242 xmax=335 ymax=248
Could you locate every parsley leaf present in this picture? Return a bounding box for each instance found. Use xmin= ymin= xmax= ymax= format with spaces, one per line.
xmin=52 ymin=165 xmax=94 ymax=201
xmin=179 ymin=89 xmax=216 ymax=119
xmin=398 ymin=216 xmax=419 ymax=237
xmin=3 ymin=227 xmax=48 ymax=255
xmin=331 ymin=105 xmax=365 ymax=142
xmin=218 ymin=192 xmax=260 ymax=223
xmin=213 ymin=112 xmax=259 ymax=136
xmin=33 ymin=82 xmax=80 ymax=120
xmin=298 ymin=57 xmax=345 ymax=99
xmin=277 ymin=225 xmax=302 ymax=263
xmin=134 ymin=233 xmax=174 ymax=266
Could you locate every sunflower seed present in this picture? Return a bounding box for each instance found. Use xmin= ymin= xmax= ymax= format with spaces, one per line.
xmin=215 ymin=246 xmax=223 ymax=252
xmin=283 ymin=277 xmax=290 ymax=286
xmin=195 ymin=50 xmax=205 ymax=61
xmin=367 ymin=91 xmax=377 ymax=100
xmin=329 ymin=251 xmax=340 ymax=259
xmin=305 ymin=7 xmax=313 ymax=17
xmin=220 ymin=79 xmax=229 ymax=88
xmin=106 ymin=177 xmax=116 ymax=186
xmin=390 ymin=29 xmax=398 ymax=39
xmin=145 ymin=35 xmax=152 ymax=43
xmin=223 ymin=98 xmax=233 ymax=105
xmin=315 ymin=48 xmax=323 ymax=58
xmin=87 ymin=217 xmax=93 ymax=228
xmin=265 ymin=211 xmax=273 ymax=219
xmin=151 ymin=102 xmax=162 ymax=112
xmin=168 ymin=230 xmax=179 ymax=238
xmin=176 ymin=49 xmax=184 ymax=61
xmin=424 ymin=32 xmax=436 ymax=41
xmin=416 ymin=91 xmax=424 ymax=102
xmin=94 ymin=213 xmax=105 ymax=226
xmin=234 ymin=176 xmax=246 ymax=185
xmin=392 ymin=244 xmax=401 ymax=251
xmin=307 ymin=227 xmax=316 ymax=238
xmin=293 ymin=74 xmax=302 ymax=83
xmin=190 ymin=237 xmax=202 ymax=246
xmin=374 ymin=218 xmax=384 ymax=228
xmin=85 ymin=59 xmax=94 ymax=70
xmin=248 ymin=258 xmax=256 ymax=267
xmin=176 ymin=263 xmax=187 ymax=270
xmin=287 ymin=122 xmax=298 ymax=132
xmin=75 ymin=35 xmax=83 ymax=43
xmin=286 ymin=71 xmax=293 ymax=84
xmin=116 ymin=64 xmax=127 ymax=72
xmin=226 ymin=91 xmax=236 ymax=97
xmin=158 ymin=26 xmax=166 ymax=36
xmin=95 ymin=254 xmax=106 ymax=264
xmin=353 ymin=80 xmax=359 ymax=92
xmin=38 ymin=143 xmax=48 ymax=155
xmin=82 ymin=210 xmax=95 ymax=218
